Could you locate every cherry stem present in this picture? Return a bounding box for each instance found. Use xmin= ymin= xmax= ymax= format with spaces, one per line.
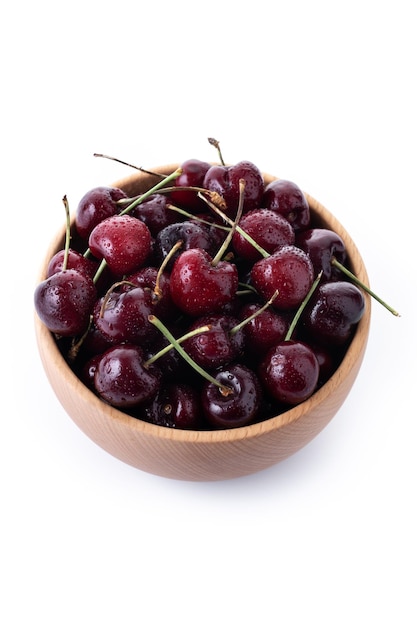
xmin=61 ymin=195 xmax=71 ymax=271
xmin=229 ymin=290 xmax=279 ymax=336
xmin=154 ymin=240 xmax=183 ymax=301
xmin=144 ymin=324 xmax=212 ymax=366
xmin=285 ymin=271 xmax=324 ymax=341
xmin=119 ymin=167 xmax=182 ymax=216
xmin=148 ymin=315 xmax=233 ymax=396
xmin=331 ymin=257 xmax=400 ymax=317
xmin=93 ymin=153 xmax=167 ymax=179
xmin=211 ymin=179 xmax=245 ymax=266
xmin=99 ymin=280 xmax=137 ymax=317
xmin=208 ymin=137 xmax=225 ymax=165
xmin=166 ymin=203 xmax=229 ymax=232
xmin=198 ymin=191 xmax=270 ymax=259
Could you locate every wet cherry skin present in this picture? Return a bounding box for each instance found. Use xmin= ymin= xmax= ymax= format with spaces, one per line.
xmin=201 ymin=363 xmax=263 ymax=429
xmin=250 ymin=245 xmax=314 ymax=311
xmin=88 ymin=214 xmax=152 ymax=276
xmin=75 ymin=186 xmax=127 ymax=240
xmin=34 ymin=269 xmax=96 ymax=337
xmin=262 ymin=179 xmax=310 ymax=231
xmin=232 ymin=209 xmax=295 ymax=262
xmin=203 ymin=160 xmax=264 ymax=218
xmin=94 ymin=344 xmax=161 ymax=408
xmin=258 ymin=340 xmax=320 ymax=405
xmin=169 ymin=248 xmax=239 ymax=317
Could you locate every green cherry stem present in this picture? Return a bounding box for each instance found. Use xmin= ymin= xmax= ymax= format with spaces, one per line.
xmin=144 ymin=324 xmax=212 ymax=366
xmin=211 ymin=179 xmax=245 ymax=266
xmin=229 ymin=289 xmax=280 ymax=336
xmin=119 ymin=167 xmax=182 ymax=215
xmin=198 ymin=190 xmax=270 ymax=259
xmin=285 ymin=271 xmax=323 ymax=341
xmin=331 ymin=257 xmax=400 ymax=317
xmin=148 ymin=315 xmax=233 ymax=396
xmin=62 ymin=195 xmax=71 ymax=271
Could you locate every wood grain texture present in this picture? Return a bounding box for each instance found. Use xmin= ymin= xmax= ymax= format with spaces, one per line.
xmin=34 ymin=165 xmax=371 ymax=481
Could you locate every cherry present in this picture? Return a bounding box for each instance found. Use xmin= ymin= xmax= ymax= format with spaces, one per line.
xmin=129 ymin=193 xmax=178 ymax=236
xmin=154 ymin=220 xmax=216 ymax=269
xmin=169 ymin=248 xmax=239 ymax=317
xmin=201 ymin=363 xmax=263 ymax=429
xmin=301 ymin=280 xmax=365 ymax=347
xmin=34 ymin=269 xmax=96 ymax=337
xmin=250 ymin=245 xmax=314 ymax=311
xmin=296 ymin=228 xmax=347 ymax=280
xmin=93 ymin=284 xmax=159 ymax=347
xmin=238 ymin=301 xmax=289 ymax=356
xmin=137 ymin=383 xmax=202 ymax=429
xmin=47 ymin=248 xmax=98 ymax=280
xmin=94 ymin=344 xmax=161 ymax=408
xmin=203 ymin=160 xmax=264 ymax=218
xmin=75 ymin=186 xmax=127 ymax=240
xmin=170 ymin=158 xmax=212 ymax=211
xmin=258 ymin=340 xmax=319 ymax=405
xmin=262 ymin=179 xmax=310 ymax=231
xmin=124 ymin=266 xmax=177 ymax=321
xmin=232 ymin=208 xmax=295 ymax=261
xmin=88 ymin=214 xmax=152 ymax=277
xmin=183 ymin=314 xmax=245 ymax=370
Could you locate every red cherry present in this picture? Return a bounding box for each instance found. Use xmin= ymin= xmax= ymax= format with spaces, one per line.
xmin=88 ymin=214 xmax=152 ymax=276
xmin=170 ymin=158 xmax=211 ymax=211
xmin=232 ymin=208 xmax=295 ymax=261
xmin=250 ymin=245 xmax=314 ymax=311
xmin=34 ymin=269 xmax=96 ymax=337
xmin=47 ymin=248 xmax=98 ymax=280
xmin=169 ymin=248 xmax=239 ymax=317
xmin=93 ymin=285 xmax=158 ymax=347
xmin=262 ymin=179 xmax=310 ymax=231
xmin=258 ymin=340 xmax=319 ymax=405
xmin=75 ymin=186 xmax=127 ymax=240
xmin=203 ymin=160 xmax=264 ymax=218
xmin=94 ymin=344 xmax=161 ymax=408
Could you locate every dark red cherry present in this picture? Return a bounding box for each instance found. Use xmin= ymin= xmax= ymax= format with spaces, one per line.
xmin=154 ymin=220 xmax=216 ymax=269
xmin=302 ymin=281 xmax=365 ymax=347
xmin=170 ymin=159 xmax=212 ymax=211
xmin=75 ymin=186 xmax=127 ymax=240
xmin=203 ymin=160 xmax=264 ymax=218
xmin=124 ymin=266 xmax=177 ymax=321
xmin=34 ymin=269 xmax=96 ymax=337
xmin=88 ymin=214 xmax=152 ymax=276
xmin=258 ymin=340 xmax=319 ymax=405
xmin=262 ymin=179 xmax=310 ymax=231
xmin=183 ymin=314 xmax=245 ymax=370
xmin=201 ymin=363 xmax=262 ymax=429
xmin=296 ymin=228 xmax=347 ymax=280
xmin=47 ymin=248 xmax=98 ymax=279
xmin=169 ymin=248 xmax=239 ymax=317
xmin=250 ymin=245 xmax=314 ymax=311
xmin=93 ymin=285 xmax=158 ymax=347
xmin=94 ymin=344 xmax=160 ymax=408
xmin=137 ymin=383 xmax=202 ymax=429
xmin=232 ymin=208 xmax=295 ymax=261
xmin=238 ymin=302 xmax=289 ymax=356
xmin=129 ymin=193 xmax=178 ymax=236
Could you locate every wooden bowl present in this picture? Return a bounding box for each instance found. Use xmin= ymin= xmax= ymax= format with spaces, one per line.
xmin=34 ymin=165 xmax=371 ymax=481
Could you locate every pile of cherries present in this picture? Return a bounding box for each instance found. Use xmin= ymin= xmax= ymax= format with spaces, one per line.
xmin=34 ymin=144 xmax=396 ymax=430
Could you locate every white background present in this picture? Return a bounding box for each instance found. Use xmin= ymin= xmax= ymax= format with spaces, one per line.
xmin=1 ymin=1 xmax=416 ymax=624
